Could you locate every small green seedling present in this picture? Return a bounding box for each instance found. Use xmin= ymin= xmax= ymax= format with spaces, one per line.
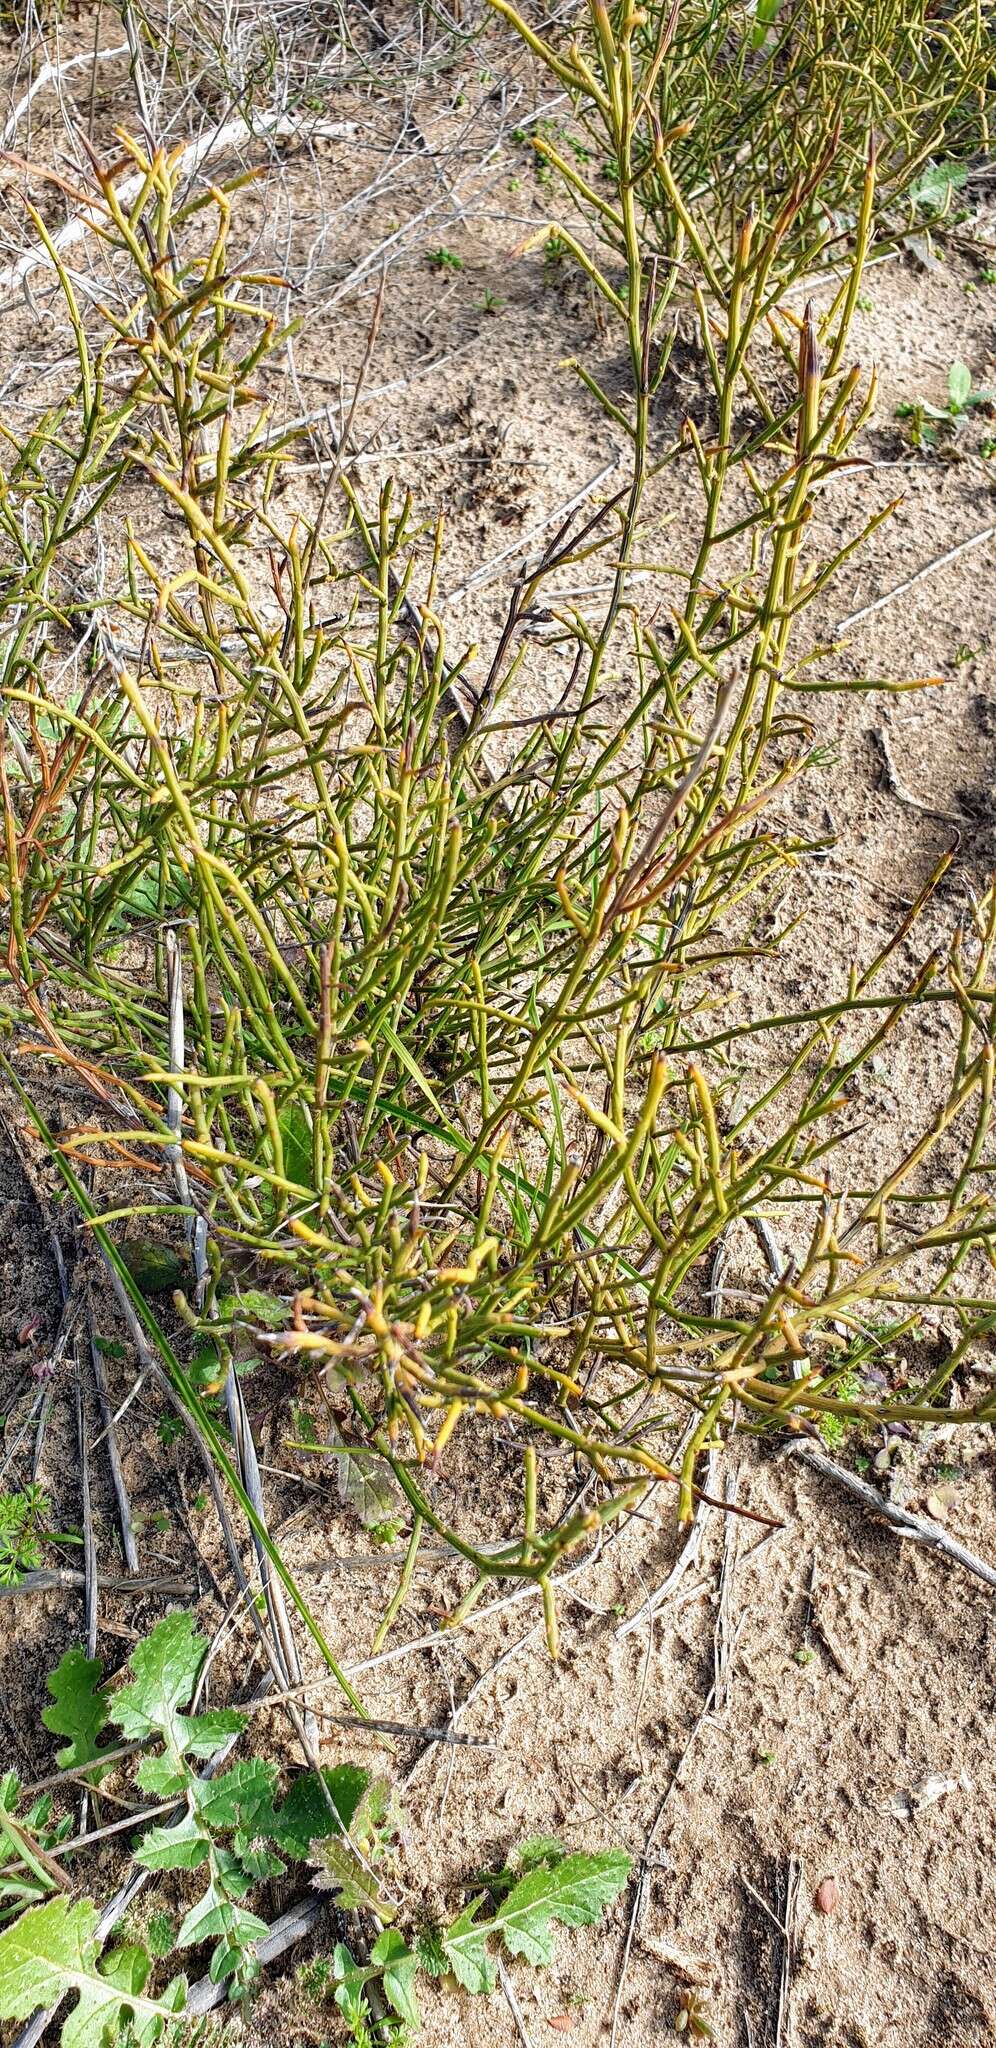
xmin=944 ymin=361 xmax=992 ymax=417
xmin=428 ymin=246 xmax=463 ymax=272
xmin=897 ymin=359 xmax=993 ymax=446
xmin=0 ymin=1772 xmax=74 ymax=1922
xmin=907 ymin=158 xmax=970 ymax=216
xmin=676 ymin=1988 xmax=716 ymax=2038
xmin=543 ymin=232 xmax=568 ymax=275
xmin=818 ymin=1411 xmax=848 ymax=1450
xmin=0 ymin=1486 xmax=50 ymax=1585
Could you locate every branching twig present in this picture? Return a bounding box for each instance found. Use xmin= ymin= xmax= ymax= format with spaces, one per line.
xmin=787 ymin=1441 xmax=996 ymax=1589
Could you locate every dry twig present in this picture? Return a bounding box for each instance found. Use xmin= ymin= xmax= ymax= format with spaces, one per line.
xmin=872 ymin=722 xmax=967 ymax=826
xmin=787 ymin=1441 xmax=996 ymax=1590
xmin=836 ymin=522 xmax=996 ymax=634
xmin=775 ymin=1854 xmax=803 ymax=2048
xmin=609 ymin=1692 xmax=715 ymax=2048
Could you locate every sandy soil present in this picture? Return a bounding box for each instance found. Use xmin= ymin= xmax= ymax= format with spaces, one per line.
xmin=2 ymin=10 xmax=996 ymax=2048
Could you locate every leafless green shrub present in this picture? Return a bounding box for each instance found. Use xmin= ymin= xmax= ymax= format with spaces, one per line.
xmin=522 ymin=0 xmax=992 ymax=287
xmin=1 ymin=6 xmax=994 ymax=1666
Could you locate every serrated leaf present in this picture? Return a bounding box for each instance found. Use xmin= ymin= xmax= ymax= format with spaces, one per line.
xmin=327 ymin=1423 xmax=402 ymax=1528
xmin=272 ymin=1764 xmax=370 ymax=1857
xmin=208 ymin=1938 xmax=251 ymax=1987
xmin=415 ymin=1925 xmax=447 ymax=1978
xmin=41 ymin=1650 xmax=113 ymax=1781
xmin=234 ymin=1837 xmax=284 ymax=1881
xmin=101 ymin=1943 xmax=151 ymax=1999
xmin=110 ymin=1613 xmax=204 ymax=1753
xmin=470 ymin=1832 xmax=565 ymax=1897
xmin=134 ymin=1810 xmax=210 ymax=1873
xmin=497 ymin=1849 xmax=631 ymax=1966
xmin=24 ymin=1794 xmax=60 ymax=1836
xmin=352 ymin=1774 xmax=402 ymax=1849
xmin=136 ymin=1753 xmax=188 ymax=1799
xmin=0 ymin=1898 xmax=184 ymax=2047
xmin=176 ymin=1884 xmax=266 ymax=1953
xmin=177 ymin=1708 xmax=248 ymax=1759
xmin=190 ymin=1759 xmax=278 ymax=1832
xmin=514 ymin=1835 xmax=567 ymax=1872
xmin=146 ymin=1912 xmax=176 ymax=1961
xmin=311 ymin=1837 xmax=397 ymax=1920
xmin=132 ymin=1989 xmax=187 ymax=2048
xmin=440 ymin=1896 xmax=495 ymax=1995
xmin=442 ymin=1848 xmax=631 ymax=1993
xmin=372 ymin=1929 xmax=421 ymax=2027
